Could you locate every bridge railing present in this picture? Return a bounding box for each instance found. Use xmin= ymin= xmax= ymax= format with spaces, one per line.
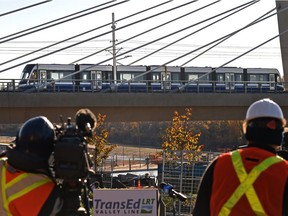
xmin=0 ymin=79 xmax=19 ymax=92
xmin=0 ymin=78 xmax=285 ymax=93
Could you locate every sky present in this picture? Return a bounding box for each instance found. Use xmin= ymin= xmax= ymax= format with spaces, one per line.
xmin=0 ymin=0 xmax=284 ymax=79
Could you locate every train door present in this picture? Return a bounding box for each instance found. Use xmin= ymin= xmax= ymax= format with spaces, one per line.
xmin=39 ymin=70 xmax=47 ymax=88
xmin=151 ymin=72 xmax=160 ymax=91
xmin=225 ymin=73 xmax=235 ymax=90
xmin=152 ymin=73 xmax=160 ymax=82
xmin=269 ymin=73 xmax=275 ymax=90
xmin=161 ymin=67 xmax=171 ymax=90
xmin=91 ymin=71 xmax=102 ymax=90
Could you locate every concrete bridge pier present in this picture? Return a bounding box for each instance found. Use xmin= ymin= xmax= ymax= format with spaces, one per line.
xmin=276 ymin=0 xmax=288 ymax=83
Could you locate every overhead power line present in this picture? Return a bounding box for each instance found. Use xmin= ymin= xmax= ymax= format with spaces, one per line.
xmin=30 ymin=15 xmax=288 ymax=93
xmin=127 ymin=0 xmax=258 ymax=65
xmin=0 ymin=0 xmax=52 ymax=17
xmin=110 ymin=2 xmax=288 ymax=91
xmin=0 ymin=0 xmax=173 ymax=66
xmin=0 ymin=0 xmax=198 ymax=72
xmin=180 ymin=3 xmax=275 ymax=66
xmin=0 ymin=0 xmax=128 ymax=43
xmin=174 ymin=8 xmax=288 ymax=91
xmin=71 ymin=0 xmax=220 ymax=64
xmin=29 ymin=1 xmax=270 ymax=91
xmin=70 ymin=0 xmax=200 ymax=63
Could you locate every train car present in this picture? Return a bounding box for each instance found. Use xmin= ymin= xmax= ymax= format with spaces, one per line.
xmin=18 ymin=64 xmax=74 ymax=91
xmin=79 ymin=64 xmax=113 ymax=91
xmin=182 ymin=67 xmax=213 ymax=92
xmin=17 ymin=63 xmax=284 ymax=93
xmin=18 ymin=63 xmax=114 ymax=92
xmin=214 ymin=67 xmax=244 ymax=92
xmin=115 ymin=65 xmax=148 ymax=92
xmin=148 ymin=65 xmax=182 ymax=91
xmin=245 ymin=68 xmax=284 ymax=93
xmin=18 ymin=63 xmax=95 ymax=91
xmin=212 ymin=67 xmax=283 ymax=93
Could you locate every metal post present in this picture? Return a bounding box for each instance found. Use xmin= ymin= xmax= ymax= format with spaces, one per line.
xmin=179 ymin=150 xmax=184 ymax=215
xmin=111 ymin=13 xmax=117 ymax=84
xmin=111 ymin=155 xmax=114 ymax=188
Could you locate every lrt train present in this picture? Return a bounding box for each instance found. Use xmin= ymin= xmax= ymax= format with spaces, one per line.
xmin=17 ymin=63 xmax=284 ymax=93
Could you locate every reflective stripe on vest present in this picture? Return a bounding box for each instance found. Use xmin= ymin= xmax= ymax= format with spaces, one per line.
xmin=0 ymin=159 xmax=9 ymax=216
xmin=0 ymin=160 xmax=52 ymax=216
xmin=219 ymin=150 xmax=284 ymax=216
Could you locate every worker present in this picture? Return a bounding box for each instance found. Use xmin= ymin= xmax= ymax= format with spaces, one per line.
xmin=193 ymin=98 xmax=288 ymax=215
xmin=0 ymin=116 xmax=62 ymax=216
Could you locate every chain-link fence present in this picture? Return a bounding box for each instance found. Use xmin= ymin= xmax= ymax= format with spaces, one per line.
xmin=158 ymin=150 xmax=220 ymax=215
xmin=96 ymin=149 xmax=220 ymax=215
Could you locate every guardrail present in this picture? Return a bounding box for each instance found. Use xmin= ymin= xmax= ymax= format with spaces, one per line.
xmin=0 ymin=78 xmax=285 ymax=93
xmin=0 ymin=79 xmax=18 ymax=92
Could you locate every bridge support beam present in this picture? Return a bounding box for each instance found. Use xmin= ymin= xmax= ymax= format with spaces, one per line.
xmin=276 ymin=0 xmax=288 ymax=83
xmin=1 ymin=93 xmax=288 ymax=124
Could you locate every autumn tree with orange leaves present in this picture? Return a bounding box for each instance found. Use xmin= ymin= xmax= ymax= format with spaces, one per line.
xmin=162 ymin=108 xmax=203 ymax=161
xmin=87 ymin=113 xmax=116 ymax=170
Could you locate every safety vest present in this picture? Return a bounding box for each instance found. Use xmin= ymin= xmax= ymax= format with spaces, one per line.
xmin=0 ymin=159 xmax=55 ymax=216
xmin=210 ymin=148 xmax=288 ymax=216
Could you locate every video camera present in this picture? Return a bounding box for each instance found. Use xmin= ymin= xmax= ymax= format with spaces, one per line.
xmin=54 ymin=116 xmax=91 ymax=180
xmin=53 ymin=109 xmax=97 ymax=216
xmin=159 ymin=182 xmax=187 ymax=202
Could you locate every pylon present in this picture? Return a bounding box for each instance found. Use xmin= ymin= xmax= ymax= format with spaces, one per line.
xmin=137 ymin=178 xmax=141 ymax=189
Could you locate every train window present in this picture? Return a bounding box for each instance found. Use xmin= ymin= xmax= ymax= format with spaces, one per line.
xmin=21 ymin=65 xmax=35 ymax=80
xmin=152 ymin=74 xmax=160 ymax=81
xmin=260 ymin=74 xmax=269 ymax=81
xmin=50 ymin=72 xmax=59 ymax=80
xmin=133 ymin=73 xmax=143 ymax=81
xmin=225 ymin=74 xmax=230 ymax=81
xmin=171 ymin=73 xmax=180 ymax=81
xmin=270 ymin=74 xmax=275 ymax=82
xmin=91 ymin=71 xmax=102 ymax=80
xmin=82 ymin=73 xmax=87 ymax=80
xmin=121 ymin=73 xmax=131 ymax=81
xmin=82 ymin=72 xmax=90 ymax=80
xmin=199 ymin=74 xmax=209 ymax=81
xmin=249 ymin=74 xmax=269 ymax=82
xmin=60 ymin=72 xmax=71 ymax=81
xmin=102 ymin=71 xmax=112 ymax=81
xmin=187 ymin=74 xmax=209 ymax=82
xmin=249 ymin=75 xmax=256 ymax=82
xmin=22 ymin=72 xmax=30 ymax=80
xmin=235 ymin=74 xmax=243 ymax=81
xmin=188 ymin=74 xmax=198 ymax=81
xmin=40 ymin=70 xmax=46 ymax=79
xmin=217 ymin=74 xmax=225 ymax=83
xmin=59 ymin=72 xmax=64 ymax=79
xmin=30 ymin=70 xmax=37 ymax=82
xmin=120 ymin=73 xmax=144 ymax=81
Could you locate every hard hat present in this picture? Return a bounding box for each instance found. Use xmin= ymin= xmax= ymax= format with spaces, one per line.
xmin=16 ymin=116 xmax=55 ymax=160
xmin=245 ymin=98 xmax=284 ymax=122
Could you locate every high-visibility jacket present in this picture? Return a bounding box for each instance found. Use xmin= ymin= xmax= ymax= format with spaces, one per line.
xmin=0 ymin=159 xmax=56 ymax=216
xmin=210 ymin=147 xmax=288 ymax=216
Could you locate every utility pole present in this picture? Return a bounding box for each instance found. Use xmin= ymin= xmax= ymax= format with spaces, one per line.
xmin=109 ymin=13 xmax=131 ymax=84
xmin=111 ymin=13 xmax=117 ymax=84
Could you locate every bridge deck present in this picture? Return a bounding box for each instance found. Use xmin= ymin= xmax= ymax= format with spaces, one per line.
xmin=1 ymin=92 xmax=288 ymax=123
